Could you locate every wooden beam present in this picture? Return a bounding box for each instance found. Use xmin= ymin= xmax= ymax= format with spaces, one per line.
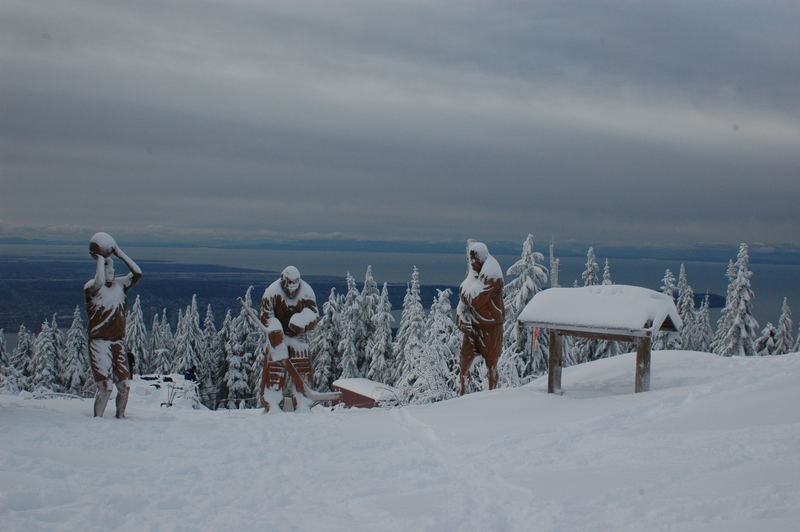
xmin=548 ymin=330 xmax=563 ymax=393
xmin=635 ymin=336 xmax=651 ymax=393
xmin=556 ymin=330 xmax=636 ymax=343
xmin=519 ymin=321 xmax=651 ymax=338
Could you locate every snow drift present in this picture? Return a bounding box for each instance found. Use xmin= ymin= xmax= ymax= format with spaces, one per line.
xmin=2 ymin=351 xmax=799 ymax=531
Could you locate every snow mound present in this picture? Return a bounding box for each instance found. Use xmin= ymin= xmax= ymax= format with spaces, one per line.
xmin=2 ymin=352 xmax=799 ymax=532
xmin=519 ymin=284 xmax=681 ymax=333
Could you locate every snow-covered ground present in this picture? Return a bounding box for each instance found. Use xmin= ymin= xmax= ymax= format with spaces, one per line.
xmin=2 ymin=351 xmax=800 ymax=532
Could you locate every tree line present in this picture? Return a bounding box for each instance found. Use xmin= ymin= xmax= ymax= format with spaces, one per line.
xmin=0 ymin=238 xmax=796 ymax=407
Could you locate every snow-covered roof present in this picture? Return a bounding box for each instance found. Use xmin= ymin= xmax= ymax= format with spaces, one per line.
xmin=518 ymin=285 xmax=681 ymax=335
xmin=332 ymin=378 xmax=399 ymax=402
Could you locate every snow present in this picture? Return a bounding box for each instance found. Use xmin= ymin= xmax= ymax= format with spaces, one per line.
xmin=88 ymin=232 xmax=116 ymax=256
xmin=262 ymin=278 xmax=316 ymax=306
xmin=332 ymin=377 xmax=399 ymax=402
xmin=289 ymin=307 xmax=318 ymax=330
xmin=3 ymin=351 xmax=800 ymax=531
xmin=519 ymin=285 xmax=682 ymax=334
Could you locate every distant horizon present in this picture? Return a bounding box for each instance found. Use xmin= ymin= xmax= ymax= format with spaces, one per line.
xmin=2 ymin=235 xmax=800 ymax=266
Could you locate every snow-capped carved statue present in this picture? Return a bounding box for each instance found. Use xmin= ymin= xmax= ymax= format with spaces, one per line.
xmin=259 ymin=266 xmax=320 ymax=411
xmin=84 ymin=232 xmax=142 ymax=418
xmin=456 ymin=241 xmax=504 ymax=395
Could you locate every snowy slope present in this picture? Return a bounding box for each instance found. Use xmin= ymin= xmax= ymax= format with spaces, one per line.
xmin=2 ymin=351 xmax=800 ymax=532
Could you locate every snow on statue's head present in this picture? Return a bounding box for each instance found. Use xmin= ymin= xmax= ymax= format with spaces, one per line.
xmin=89 ymin=232 xmax=117 ymax=258
xmin=280 ymin=266 xmax=302 ymax=298
xmin=467 ymin=240 xmax=489 ymax=273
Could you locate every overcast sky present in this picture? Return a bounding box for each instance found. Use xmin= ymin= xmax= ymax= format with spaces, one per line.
xmin=1 ymin=0 xmax=799 ymax=247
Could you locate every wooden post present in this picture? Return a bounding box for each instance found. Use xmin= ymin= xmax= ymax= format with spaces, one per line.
xmin=548 ymin=329 xmax=563 ymax=393
xmin=635 ymin=335 xmax=651 ymax=393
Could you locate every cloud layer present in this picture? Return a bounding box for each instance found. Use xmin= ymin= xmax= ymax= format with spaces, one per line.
xmin=2 ymin=0 xmax=799 ymax=245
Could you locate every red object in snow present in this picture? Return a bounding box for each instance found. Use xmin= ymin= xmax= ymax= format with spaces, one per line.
xmin=331 ymin=378 xmax=399 ymax=409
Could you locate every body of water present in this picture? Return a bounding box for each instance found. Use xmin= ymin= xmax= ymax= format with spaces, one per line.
xmin=2 ymin=242 xmax=798 ymax=328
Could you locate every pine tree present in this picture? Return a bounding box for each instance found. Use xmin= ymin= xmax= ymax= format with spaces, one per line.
xmin=31 ymin=321 xmax=57 ymax=391
xmin=0 ymin=328 xmax=21 ymax=393
xmin=311 ymin=288 xmax=341 ymax=391
xmin=124 ymin=295 xmax=148 ymax=375
xmin=337 ymin=311 xmax=360 ymax=380
xmin=60 ymin=306 xmax=88 ymax=394
xmin=12 ymin=324 xmax=34 ymax=390
xmin=154 ymin=308 xmax=175 ymax=373
xmin=713 ymin=244 xmax=759 ymax=357
xmin=173 ymin=295 xmax=204 ymax=374
xmin=336 ymin=273 xmax=362 ymax=379
xmin=573 ymin=247 xmax=601 ymax=363
xmin=147 ymin=312 xmax=161 ymax=374
xmin=695 ymin=295 xmax=714 ymax=353
xmin=406 ymin=289 xmax=459 ymax=403
xmin=209 ymin=309 xmax=233 ymax=408
xmin=654 ymin=269 xmax=679 ymax=350
xmin=502 ymin=234 xmax=548 ymax=382
xmin=602 ymin=259 xmax=613 ymax=285
xmin=581 ymin=247 xmax=600 ymax=287
xmin=675 ymin=265 xmax=696 ymax=350
xmin=391 ymin=267 xmax=425 ymax=385
xmin=712 ymin=260 xmax=737 ymax=353
xmin=366 ymin=283 xmax=394 ymax=384
xmin=200 ymin=304 xmax=223 ymax=405
xmin=773 ymin=298 xmax=794 ymax=355
xmin=227 ymin=287 xmax=259 ymax=406
xmin=357 ymin=266 xmax=381 ymax=374
xmin=755 ymin=322 xmax=778 ymax=356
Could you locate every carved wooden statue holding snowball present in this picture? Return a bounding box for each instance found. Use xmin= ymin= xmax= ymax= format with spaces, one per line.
xmin=456 ymin=241 xmax=504 ymax=395
xmin=84 ymin=232 xmax=142 ymax=418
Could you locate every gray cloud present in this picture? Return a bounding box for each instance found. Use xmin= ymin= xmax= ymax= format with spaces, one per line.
xmin=1 ymin=0 xmax=799 ymax=245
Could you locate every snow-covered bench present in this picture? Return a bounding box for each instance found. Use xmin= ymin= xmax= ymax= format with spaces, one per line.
xmin=519 ymin=285 xmax=681 ymax=393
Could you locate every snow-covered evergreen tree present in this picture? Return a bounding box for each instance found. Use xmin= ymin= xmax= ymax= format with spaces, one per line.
xmin=581 ymin=247 xmax=600 ymax=287
xmin=60 ymin=306 xmax=87 ymax=394
xmin=366 ymin=283 xmax=394 ymax=384
xmin=695 ymin=295 xmax=714 ymax=353
xmin=572 ymin=247 xmax=601 ymax=363
xmin=224 ymin=290 xmax=259 ymax=408
xmin=124 ymin=295 xmax=148 ymax=375
xmin=675 ymin=265 xmax=696 ymax=350
xmin=400 ymin=289 xmax=459 ymax=404
xmin=602 ymin=259 xmax=613 ymax=285
xmin=654 ymin=269 xmax=679 ymax=350
xmin=337 ymin=314 xmax=360 ymax=380
xmin=311 ymin=288 xmax=341 ymax=391
xmin=200 ymin=303 xmax=223 ymax=404
xmin=755 ymin=322 xmax=777 ymax=356
xmin=357 ymin=266 xmax=381 ymax=374
xmin=0 ymin=328 xmax=21 ymax=393
xmin=773 ymin=298 xmax=794 ymax=355
xmin=12 ymin=324 xmax=34 ymax=390
xmin=173 ymin=295 xmax=204 ymax=374
xmin=153 ymin=308 xmax=175 ymax=373
xmin=713 ymin=244 xmax=759 ymax=357
xmin=712 ymin=260 xmax=737 ymax=353
xmin=31 ymin=321 xmax=57 ymax=391
xmin=336 ymin=273 xmax=362 ymax=379
xmin=391 ymin=267 xmax=425 ymax=385
xmin=209 ymin=309 xmax=233 ymax=408
xmin=501 ymin=234 xmax=548 ymax=382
